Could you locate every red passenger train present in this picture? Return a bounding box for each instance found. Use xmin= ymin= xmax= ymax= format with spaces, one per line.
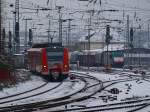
xmin=27 ymin=43 xmax=69 ymax=81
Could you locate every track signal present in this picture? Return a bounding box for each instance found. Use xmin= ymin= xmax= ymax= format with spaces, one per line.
xmin=105 ymin=25 xmax=110 ymax=45
xmin=130 ymin=27 xmax=133 ymax=42
xmin=28 ymin=29 xmax=33 ymax=46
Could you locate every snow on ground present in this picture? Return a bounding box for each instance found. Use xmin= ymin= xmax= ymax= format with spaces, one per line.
xmin=0 ymin=77 xmax=85 ymax=107
xmin=66 ymin=69 xmax=150 ymax=112
xmin=109 ymin=80 xmax=150 ymax=101
xmin=1 ymin=69 xmax=150 ymax=111
xmin=0 ymin=82 xmax=58 ymax=103
xmin=72 ymin=70 xmax=129 ymax=82
xmin=136 ymin=106 xmax=150 ymax=112
xmin=0 ymin=74 xmax=46 ymax=98
xmin=85 ymin=79 xmax=150 ymax=106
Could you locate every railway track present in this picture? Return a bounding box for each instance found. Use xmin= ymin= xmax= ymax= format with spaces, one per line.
xmin=0 ymin=72 xmax=103 ymax=112
xmin=56 ymin=96 xmax=150 ymax=112
xmin=80 ymin=67 xmax=150 ymax=80
xmin=48 ymin=71 xmax=150 ymax=112
xmin=1 ymin=70 xmax=149 ymax=112
xmin=0 ymin=67 xmax=89 ymax=108
xmin=0 ymin=81 xmax=62 ymax=106
xmin=34 ymin=72 xmax=103 ymax=112
xmin=0 ymin=82 xmax=48 ymax=100
xmin=127 ymin=103 xmax=150 ymax=112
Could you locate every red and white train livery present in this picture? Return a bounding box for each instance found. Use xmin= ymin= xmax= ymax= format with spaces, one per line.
xmin=27 ymin=44 xmax=69 ymax=81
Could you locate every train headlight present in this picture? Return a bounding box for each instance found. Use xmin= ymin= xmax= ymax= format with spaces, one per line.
xmin=64 ymin=65 xmax=67 ymax=68
xmin=44 ymin=65 xmax=47 ymax=68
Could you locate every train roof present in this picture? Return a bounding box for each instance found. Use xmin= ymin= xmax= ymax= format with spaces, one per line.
xmin=87 ymin=49 xmax=103 ymax=53
xmin=125 ymin=48 xmax=150 ymax=53
xmin=32 ymin=42 xmax=63 ymax=48
xmin=27 ymin=48 xmax=43 ymax=52
xmin=13 ymin=54 xmax=24 ymax=56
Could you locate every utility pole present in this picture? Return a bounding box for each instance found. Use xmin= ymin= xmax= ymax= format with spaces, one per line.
xmin=87 ymin=10 xmax=93 ymax=70
xmin=15 ymin=0 xmax=20 ymax=53
xmin=8 ymin=30 xmax=12 ymax=54
xmin=126 ymin=15 xmax=130 ymax=68
xmin=65 ymin=28 xmax=68 ymax=46
xmin=139 ymin=26 xmax=142 ymax=67
xmin=127 ymin=15 xmax=130 ymax=49
xmin=67 ymin=19 xmax=73 ymax=47
xmin=12 ymin=11 xmax=16 ymax=54
xmin=0 ymin=0 xmax=1 ymax=53
xmin=148 ymin=24 xmax=149 ymax=47
xmin=48 ymin=19 xmax=51 ymax=43
xmin=87 ymin=10 xmax=93 ymax=51
xmin=28 ymin=29 xmax=33 ymax=47
xmin=25 ymin=19 xmax=27 ymax=49
xmin=130 ymin=27 xmax=134 ymax=67
xmin=105 ymin=25 xmax=111 ymax=71
xmin=57 ymin=6 xmax=63 ymax=45
xmin=31 ymin=27 xmax=37 ymax=43
xmin=23 ymin=18 xmax=32 ymax=49
xmin=2 ymin=29 xmax=5 ymax=53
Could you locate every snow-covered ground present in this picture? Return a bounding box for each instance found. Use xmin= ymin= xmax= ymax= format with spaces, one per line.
xmin=0 ymin=80 xmax=85 ymax=107
xmin=1 ymin=69 xmax=150 ymax=112
xmin=63 ymin=69 xmax=150 ymax=111
xmin=0 ymin=70 xmax=86 ymax=107
xmin=0 ymin=74 xmax=46 ymax=97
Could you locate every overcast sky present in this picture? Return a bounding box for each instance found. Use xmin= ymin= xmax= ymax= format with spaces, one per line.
xmin=2 ymin=0 xmax=150 ymax=34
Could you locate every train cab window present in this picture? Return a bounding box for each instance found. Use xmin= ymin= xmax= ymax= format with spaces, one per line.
xmin=47 ymin=52 xmax=63 ymax=62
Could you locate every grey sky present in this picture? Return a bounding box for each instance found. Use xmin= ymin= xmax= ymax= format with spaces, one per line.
xmin=3 ymin=0 xmax=150 ymax=34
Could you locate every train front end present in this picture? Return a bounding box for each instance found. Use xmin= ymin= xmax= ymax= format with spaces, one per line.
xmin=46 ymin=47 xmax=69 ymax=81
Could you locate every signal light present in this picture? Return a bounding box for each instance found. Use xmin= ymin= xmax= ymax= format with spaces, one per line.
xmin=130 ymin=28 xmax=133 ymax=42
xmin=105 ymin=25 xmax=110 ymax=45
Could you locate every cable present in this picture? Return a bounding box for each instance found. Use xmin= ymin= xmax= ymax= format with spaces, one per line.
xmin=104 ymin=1 xmax=150 ymax=11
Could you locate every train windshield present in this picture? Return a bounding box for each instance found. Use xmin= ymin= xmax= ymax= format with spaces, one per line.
xmin=47 ymin=52 xmax=63 ymax=62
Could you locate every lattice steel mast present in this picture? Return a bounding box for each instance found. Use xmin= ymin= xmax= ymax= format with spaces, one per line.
xmin=14 ymin=0 xmax=20 ymax=53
